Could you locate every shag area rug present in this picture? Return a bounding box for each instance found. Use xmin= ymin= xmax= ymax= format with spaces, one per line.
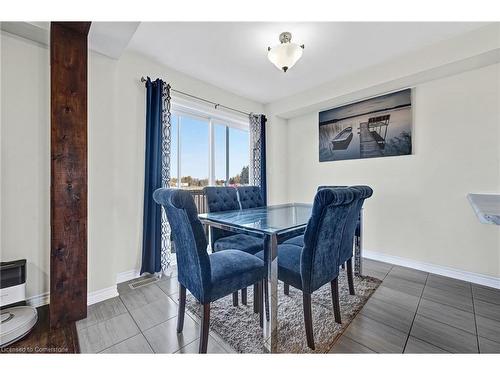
xmin=186 ymin=271 xmax=381 ymax=353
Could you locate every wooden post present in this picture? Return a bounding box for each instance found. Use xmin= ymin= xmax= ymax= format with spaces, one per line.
xmin=50 ymin=22 xmax=91 ymax=328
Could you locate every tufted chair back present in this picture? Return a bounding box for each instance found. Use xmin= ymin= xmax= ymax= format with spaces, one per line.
xmin=317 ymin=185 xmax=347 ymax=191
xmin=318 ymin=185 xmax=373 ymax=264
xmin=153 ymin=188 xmax=210 ymax=302
xmin=203 ymin=186 xmax=240 ymax=248
xmin=301 ymin=187 xmax=360 ymax=293
xmin=237 ymin=186 xmax=265 ymax=209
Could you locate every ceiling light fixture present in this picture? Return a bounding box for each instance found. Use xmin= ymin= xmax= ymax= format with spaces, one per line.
xmin=267 ymin=32 xmax=304 ymax=73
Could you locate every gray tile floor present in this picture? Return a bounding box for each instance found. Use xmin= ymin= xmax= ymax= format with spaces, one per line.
xmin=77 ymin=269 xmax=234 ymax=353
xmin=76 ymin=259 xmax=500 ymax=354
xmin=331 ymin=259 xmax=500 ymax=353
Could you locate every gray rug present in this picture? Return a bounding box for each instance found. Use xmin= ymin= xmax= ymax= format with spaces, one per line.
xmin=186 ymin=271 xmax=381 ymax=353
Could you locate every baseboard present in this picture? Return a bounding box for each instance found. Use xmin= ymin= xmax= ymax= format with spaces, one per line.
xmin=27 ymin=292 xmax=50 ymax=308
xmin=116 ymin=269 xmax=140 ymax=284
xmin=87 ymin=286 xmax=119 ymax=306
xmin=25 ymin=263 xmax=175 ymax=308
xmin=364 ymin=249 xmax=500 ymax=289
xmin=116 ymin=260 xmax=176 ymax=285
xmin=26 ymin=286 xmax=119 ymax=308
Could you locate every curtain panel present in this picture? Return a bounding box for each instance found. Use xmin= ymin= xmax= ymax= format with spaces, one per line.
xmin=249 ymin=114 xmax=267 ymax=205
xmin=141 ymin=78 xmax=172 ymax=275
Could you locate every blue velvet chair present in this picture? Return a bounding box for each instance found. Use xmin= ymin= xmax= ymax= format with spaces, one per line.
xmin=204 ymin=186 xmax=263 ymax=255
xmin=283 ymin=185 xmax=372 ymax=296
xmin=236 ymin=186 xmax=265 ymax=209
xmin=153 ymin=188 xmax=266 ymax=353
xmin=334 ymin=186 xmax=373 ymax=293
xmin=233 ymin=186 xmax=270 ymax=317
xmin=255 ymin=187 xmax=360 ymax=349
xmin=281 ymin=185 xmax=346 ymax=250
xmin=204 ymin=186 xmax=264 ymax=308
xmin=235 ymin=186 xmax=266 ymax=306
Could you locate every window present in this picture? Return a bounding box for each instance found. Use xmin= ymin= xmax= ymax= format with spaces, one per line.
xmin=169 ymin=104 xmax=250 ymax=190
xmin=169 ymin=115 xmax=178 ymax=188
xmin=180 ymin=116 xmax=209 ymax=189
xmin=228 ymin=127 xmax=249 ymax=186
xmin=214 ymin=123 xmax=227 ymax=186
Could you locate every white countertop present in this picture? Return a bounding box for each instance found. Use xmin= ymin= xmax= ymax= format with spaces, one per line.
xmin=467 ymin=194 xmax=500 ymax=225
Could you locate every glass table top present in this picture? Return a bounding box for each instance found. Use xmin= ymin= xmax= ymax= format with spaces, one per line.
xmin=198 ymin=203 xmax=313 ymax=235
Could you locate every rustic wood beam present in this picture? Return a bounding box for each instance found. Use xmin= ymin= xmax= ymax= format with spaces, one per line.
xmin=50 ymin=21 xmax=91 ymax=328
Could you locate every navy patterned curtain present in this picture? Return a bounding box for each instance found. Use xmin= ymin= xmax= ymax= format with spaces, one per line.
xmin=249 ymin=114 xmax=267 ymax=205
xmin=141 ymin=78 xmax=172 ymax=275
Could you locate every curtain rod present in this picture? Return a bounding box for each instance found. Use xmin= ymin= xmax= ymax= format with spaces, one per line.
xmin=140 ymin=76 xmax=251 ymax=117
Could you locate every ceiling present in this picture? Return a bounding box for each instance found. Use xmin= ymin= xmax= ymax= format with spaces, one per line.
xmin=2 ymin=22 xmax=487 ymax=104
xmin=126 ymin=22 xmax=486 ymax=103
xmin=1 ymin=21 xmax=139 ymax=59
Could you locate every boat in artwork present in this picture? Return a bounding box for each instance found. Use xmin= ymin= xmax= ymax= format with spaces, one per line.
xmin=330 ymin=126 xmax=353 ymax=150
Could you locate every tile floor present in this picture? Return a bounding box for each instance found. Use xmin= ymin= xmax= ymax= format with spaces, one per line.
xmin=331 ymin=259 xmax=500 ymax=353
xmin=76 ymin=259 xmax=500 ymax=354
xmin=77 ymin=268 xmax=234 ymax=353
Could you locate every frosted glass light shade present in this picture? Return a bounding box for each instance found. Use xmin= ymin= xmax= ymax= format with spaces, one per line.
xmin=267 ymin=42 xmax=303 ymax=72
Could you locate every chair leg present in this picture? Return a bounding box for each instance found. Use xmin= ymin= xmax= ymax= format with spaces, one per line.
xmin=284 ymin=283 xmax=290 ymax=296
xmin=199 ymin=303 xmax=210 ymax=353
xmin=259 ymin=280 xmax=264 ymax=328
xmin=177 ymin=284 xmax=186 ymax=333
xmin=232 ymin=291 xmax=238 ymax=306
xmin=253 ymin=283 xmax=260 ymax=313
xmin=347 ymin=258 xmax=355 ymax=295
xmin=264 ymin=281 xmax=269 ymax=321
xmin=302 ymin=293 xmax=315 ymax=350
xmin=331 ymin=278 xmax=342 ymax=324
xmin=241 ymin=288 xmax=247 ymax=305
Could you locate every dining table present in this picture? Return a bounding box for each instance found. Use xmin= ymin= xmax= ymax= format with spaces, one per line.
xmin=198 ymin=203 xmax=365 ymax=353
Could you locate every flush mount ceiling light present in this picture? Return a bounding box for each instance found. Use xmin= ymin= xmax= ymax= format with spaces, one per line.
xmin=267 ymin=32 xmax=304 ymax=73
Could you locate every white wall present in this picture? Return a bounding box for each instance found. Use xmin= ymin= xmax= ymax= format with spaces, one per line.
xmin=283 ymin=64 xmax=500 ymax=279
xmin=88 ymin=52 xmax=119 ymax=293
xmin=265 ymin=115 xmax=289 ymax=205
xmin=0 ymin=32 xmax=263 ymax=302
xmin=1 ymin=33 xmax=50 ymax=299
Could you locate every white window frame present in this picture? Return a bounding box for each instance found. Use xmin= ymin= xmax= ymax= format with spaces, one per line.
xmin=170 ymin=95 xmax=251 ymax=188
